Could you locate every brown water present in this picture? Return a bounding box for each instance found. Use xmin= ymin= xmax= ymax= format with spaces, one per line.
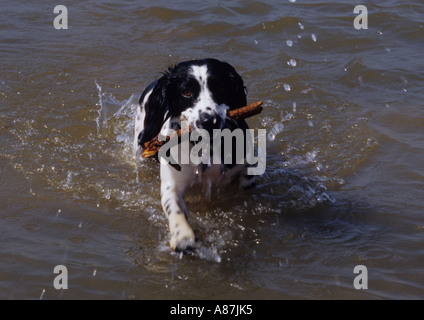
xmin=1 ymin=0 xmax=424 ymax=299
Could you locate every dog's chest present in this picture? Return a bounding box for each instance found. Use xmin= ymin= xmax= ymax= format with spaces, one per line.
xmin=193 ymin=163 xmax=244 ymax=191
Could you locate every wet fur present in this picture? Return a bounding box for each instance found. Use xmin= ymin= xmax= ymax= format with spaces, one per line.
xmin=134 ymin=58 xmax=256 ymax=251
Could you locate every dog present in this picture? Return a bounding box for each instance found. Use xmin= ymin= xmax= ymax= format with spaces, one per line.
xmin=134 ymin=58 xmax=257 ymax=252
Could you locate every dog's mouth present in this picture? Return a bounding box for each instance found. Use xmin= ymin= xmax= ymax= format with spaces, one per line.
xmin=141 ymin=101 xmax=263 ymax=160
xmin=195 ymin=114 xmax=225 ymax=133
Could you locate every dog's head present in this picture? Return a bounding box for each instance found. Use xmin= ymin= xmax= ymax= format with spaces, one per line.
xmin=138 ymin=58 xmax=247 ymax=146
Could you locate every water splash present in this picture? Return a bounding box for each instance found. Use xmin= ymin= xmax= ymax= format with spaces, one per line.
xmin=95 ymin=80 xmax=103 ymax=134
xmin=268 ymin=123 xmax=284 ymax=141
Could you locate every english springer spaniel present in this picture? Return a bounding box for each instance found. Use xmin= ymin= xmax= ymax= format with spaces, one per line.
xmin=134 ymin=58 xmax=257 ymax=252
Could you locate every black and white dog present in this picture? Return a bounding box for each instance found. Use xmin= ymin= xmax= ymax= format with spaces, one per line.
xmin=134 ymin=58 xmax=257 ymax=252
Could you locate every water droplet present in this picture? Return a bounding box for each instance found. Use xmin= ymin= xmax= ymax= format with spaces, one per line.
xmin=284 ymin=83 xmax=291 ymax=92
xmin=298 ymin=22 xmax=304 ymax=30
xmin=268 ymin=132 xmax=276 ymax=141
xmin=306 ymin=150 xmax=317 ymax=162
xmin=311 ymin=33 xmax=317 ymax=42
xmin=288 ymin=59 xmax=297 ymax=67
xmin=286 ymin=39 xmax=293 ymax=47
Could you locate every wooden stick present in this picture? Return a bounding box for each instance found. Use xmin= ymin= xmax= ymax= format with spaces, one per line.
xmin=227 ymin=101 xmax=263 ymax=120
xmin=141 ymin=101 xmax=263 ymax=158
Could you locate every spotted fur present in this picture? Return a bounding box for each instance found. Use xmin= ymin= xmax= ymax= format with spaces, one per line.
xmin=134 ymin=58 xmax=256 ymax=252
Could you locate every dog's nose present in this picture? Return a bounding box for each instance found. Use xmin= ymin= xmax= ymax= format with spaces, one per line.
xmin=196 ymin=113 xmax=223 ymax=133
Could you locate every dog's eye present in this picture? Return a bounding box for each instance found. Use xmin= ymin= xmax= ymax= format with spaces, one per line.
xmin=182 ymin=90 xmax=192 ymax=98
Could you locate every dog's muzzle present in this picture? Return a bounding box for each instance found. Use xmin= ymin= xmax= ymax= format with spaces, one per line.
xmin=195 ymin=112 xmax=224 ymax=133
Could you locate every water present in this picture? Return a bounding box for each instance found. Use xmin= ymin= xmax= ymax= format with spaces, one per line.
xmin=1 ymin=0 xmax=424 ymax=299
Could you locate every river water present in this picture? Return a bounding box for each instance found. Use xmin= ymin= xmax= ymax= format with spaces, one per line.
xmin=1 ymin=0 xmax=423 ymax=299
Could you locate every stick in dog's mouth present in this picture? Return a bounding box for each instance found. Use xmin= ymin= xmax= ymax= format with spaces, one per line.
xmin=141 ymin=101 xmax=263 ymax=159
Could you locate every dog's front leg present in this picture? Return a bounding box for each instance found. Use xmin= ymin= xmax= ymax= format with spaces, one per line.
xmin=160 ymin=163 xmax=196 ymax=252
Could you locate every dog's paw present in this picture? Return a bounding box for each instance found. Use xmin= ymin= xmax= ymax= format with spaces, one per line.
xmin=174 ymin=239 xmax=199 ymax=255
xmin=170 ymin=228 xmax=197 ymax=253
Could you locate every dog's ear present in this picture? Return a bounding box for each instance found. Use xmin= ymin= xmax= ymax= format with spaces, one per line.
xmin=138 ymin=75 xmax=170 ymax=146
